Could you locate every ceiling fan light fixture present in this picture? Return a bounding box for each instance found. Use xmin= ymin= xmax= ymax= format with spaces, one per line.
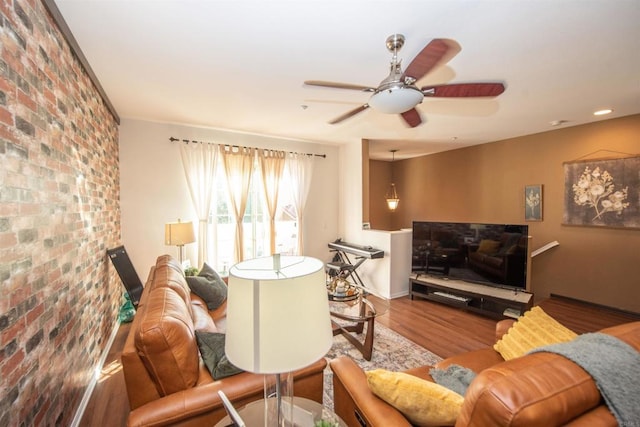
xmin=369 ymin=86 xmax=423 ymax=114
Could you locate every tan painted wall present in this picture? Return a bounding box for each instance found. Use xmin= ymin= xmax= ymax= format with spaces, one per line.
xmin=374 ymin=114 xmax=640 ymax=313
xmin=369 ymin=160 xmax=393 ymax=230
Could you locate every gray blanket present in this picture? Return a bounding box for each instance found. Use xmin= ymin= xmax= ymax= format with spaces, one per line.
xmin=429 ymin=364 xmax=476 ymax=396
xmin=529 ymin=332 xmax=640 ymax=426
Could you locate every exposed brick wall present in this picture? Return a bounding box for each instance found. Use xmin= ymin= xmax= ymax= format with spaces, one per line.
xmin=0 ymin=1 xmax=121 ymax=425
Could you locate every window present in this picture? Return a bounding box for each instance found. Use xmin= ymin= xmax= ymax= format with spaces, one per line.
xmin=207 ymin=157 xmax=297 ymax=272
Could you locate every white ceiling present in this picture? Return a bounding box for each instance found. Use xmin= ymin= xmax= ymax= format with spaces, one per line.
xmin=54 ymin=0 xmax=640 ymax=160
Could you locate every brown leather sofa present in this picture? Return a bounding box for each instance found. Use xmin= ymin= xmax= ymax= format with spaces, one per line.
xmin=121 ymin=255 xmax=326 ymax=427
xmin=467 ymin=232 xmax=527 ymax=285
xmin=330 ymin=320 xmax=640 ymax=426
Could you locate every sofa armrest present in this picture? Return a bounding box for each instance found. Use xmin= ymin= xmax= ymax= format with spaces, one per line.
xmin=128 ymin=357 xmax=327 ymax=427
xmin=330 ymin=356 xmax=412 ymax=427
xmin=457 ymin=352 xmax=607 ymax=427
xmin=128 ymin=381 xmax=228 ymax=427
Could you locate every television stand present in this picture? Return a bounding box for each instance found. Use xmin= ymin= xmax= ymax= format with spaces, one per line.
xmin=409 ymin=273 xmax=533 ymax=319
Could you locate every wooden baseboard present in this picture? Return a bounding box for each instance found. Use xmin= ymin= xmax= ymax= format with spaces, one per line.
xmin=70 ymin=318 xmax=121 ymax=427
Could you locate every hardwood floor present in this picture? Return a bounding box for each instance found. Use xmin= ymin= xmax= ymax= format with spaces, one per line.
xmin=80 ymin=321 xmax=131 ymax=427
xmin=377 ymin=296 xmax=497 ymax=358
xmin=80 ymin=295 xmax=639 ymax=426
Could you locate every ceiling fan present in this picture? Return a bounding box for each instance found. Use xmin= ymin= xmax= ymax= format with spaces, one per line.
xmin=304 ymin=34 xmax=505 ymax=128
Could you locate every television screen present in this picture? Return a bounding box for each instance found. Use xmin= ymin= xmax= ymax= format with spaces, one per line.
xmin=412 ymin=221 xmax=529 ymax=290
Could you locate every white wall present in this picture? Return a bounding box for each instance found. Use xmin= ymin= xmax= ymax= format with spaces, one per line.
xmin=336 ymin=141 xmax=411 ymax=299
xmin=119 ymin=119 xmax=340 ymax=279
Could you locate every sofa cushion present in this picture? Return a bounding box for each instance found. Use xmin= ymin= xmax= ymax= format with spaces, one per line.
xmin=477 ymin=239 xmax=500 ymax=255
xmin=186 ymin=263 xmax=227 ymax=310
xmin=497 ymin=233 xmax=522 ymax=255
xmin=190 ymin=296 xmax=220 ymax=332
xmin=366 ymin=369 xmax=463 ymax=427
xmin=435 ymin=348 xmax=505 ymax=374
xmin=483 ymin=256 xmax=504 ymax=268
xmin=151 ymin=255 xmax=192 ymax=308
xmin=493 ymin=306 xmax=577 ymax=360
xmin=135 ymin=287 xmax=200 ymax=396
xmin=195 ymin=331 xmax=244 ymax=380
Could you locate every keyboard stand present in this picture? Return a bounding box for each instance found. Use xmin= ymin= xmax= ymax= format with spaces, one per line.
xmin=327 ymin=251 xmax=367 ymax=287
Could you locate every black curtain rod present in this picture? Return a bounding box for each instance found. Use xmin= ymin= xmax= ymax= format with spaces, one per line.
xmin=169 ymin=137 xmax=326 ymax=158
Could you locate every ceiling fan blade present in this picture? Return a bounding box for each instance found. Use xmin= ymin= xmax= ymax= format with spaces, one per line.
xmin=304 ymin=80 xmax=375 ymax=92
xmin=422 ymin=83 xmax=506 ymax=97
xmin=400 ymin=108 xmax=422 ymax=128
xmin=329 ymin=104 xmax=370 ymax=124
xmin=403 ymin=39 xmax=461 ymax=82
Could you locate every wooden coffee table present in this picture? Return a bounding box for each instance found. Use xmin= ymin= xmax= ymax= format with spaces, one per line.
xmin=327 ymin=283 xmax=389 ymax=361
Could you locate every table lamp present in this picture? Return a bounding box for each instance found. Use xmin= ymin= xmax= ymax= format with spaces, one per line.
xmin=225 ymin=254 xmax=332 ymax=426
xmin=164 ymin=219 xmax=195 ymax=264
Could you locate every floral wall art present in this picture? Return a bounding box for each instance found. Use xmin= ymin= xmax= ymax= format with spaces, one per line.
xmin=525 ymin=184 xmax=543 ymax=221
xmin=563 ymin=156 xmax=640 ymax=229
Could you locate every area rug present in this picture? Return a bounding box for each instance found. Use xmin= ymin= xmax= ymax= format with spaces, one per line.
xmin=322 ymin=322 xmax=442 ymax=410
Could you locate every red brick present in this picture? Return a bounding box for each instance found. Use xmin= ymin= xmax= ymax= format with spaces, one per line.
xmin=26 ymin=303 xmax=44 ymax=324
xmin=0 ymin=106 xmax=13 ymax=125
xmin=1 ymin=349 xmax=25 ymax=378
xmin=0 ymin=320 xmax=24 ymax=347
xmin=17 ymin=90 xmax=37 ymax=112
xmin=18 ymin=203 xmax=41 ymax=216
xmin=0 ymin=233 xmax=18 ymax=248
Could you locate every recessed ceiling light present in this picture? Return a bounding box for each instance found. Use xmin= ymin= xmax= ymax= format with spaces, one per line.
xmin=593 ymin=109 xmax=613 ymax=116
xmin=550 ymin=120 xmax=568 ymax=126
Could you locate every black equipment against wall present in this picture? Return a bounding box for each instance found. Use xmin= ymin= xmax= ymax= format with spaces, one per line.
xmin=107 ymin=246 xmax=144 ymax=308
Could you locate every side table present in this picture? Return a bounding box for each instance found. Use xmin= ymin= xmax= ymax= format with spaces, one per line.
xmin=214 ymin=396 xmax=346 ymax=427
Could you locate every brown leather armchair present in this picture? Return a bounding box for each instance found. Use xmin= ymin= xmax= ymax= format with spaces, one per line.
xmin=330 ymin=320 xmax=640 ymax=426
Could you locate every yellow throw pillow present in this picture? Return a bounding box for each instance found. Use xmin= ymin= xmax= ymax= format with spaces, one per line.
xmin=366 ymin=369 xmax=463 ymax=427
xmin=494 ymin=306 xmax=577 ymax=360
xmin=477 ymin=239 xmax=500 ymax=254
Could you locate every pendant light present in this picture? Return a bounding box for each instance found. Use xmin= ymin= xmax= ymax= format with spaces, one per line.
xmin=386 ymin=150 xmax=400 ymax=211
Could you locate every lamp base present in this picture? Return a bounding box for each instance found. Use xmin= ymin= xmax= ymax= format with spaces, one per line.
xmin=264 ymin=372 xmax=294 ymax=426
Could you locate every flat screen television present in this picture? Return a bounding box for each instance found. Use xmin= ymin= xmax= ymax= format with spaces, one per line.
xmin=412 ymin=221 xmax=530 ymax=290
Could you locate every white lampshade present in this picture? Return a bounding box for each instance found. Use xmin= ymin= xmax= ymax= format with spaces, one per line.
xmin=164 ymin=220 xmax=195 ymax=246
xmin=225 ymin=255 xmax=332 ymax=374
xmin=368 ymin=86 xmax=423 ymax=114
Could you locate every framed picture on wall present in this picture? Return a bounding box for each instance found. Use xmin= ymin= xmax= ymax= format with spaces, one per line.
xmin=525 ymin=184 xmax=543 ymax=221
xmin=563 ymin=155 xmax=640 ymax=229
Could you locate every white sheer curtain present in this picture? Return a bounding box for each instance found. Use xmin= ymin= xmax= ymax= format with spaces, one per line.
xmin=258 ymin=149 xmax=286 ymax=254
xmin=220 ymin=145 xmax=254 ymax=262
xmin=179 ymin=141 xmax=218 ymax=268
xmin=286 ymin=153 xmax=315 ymax=255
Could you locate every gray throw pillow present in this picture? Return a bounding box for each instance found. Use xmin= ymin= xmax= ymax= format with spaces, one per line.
xmin=195 ymin=330 xmax=243 ymax=380
xmin=185 ymin=263 xmax=227 ymax=310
